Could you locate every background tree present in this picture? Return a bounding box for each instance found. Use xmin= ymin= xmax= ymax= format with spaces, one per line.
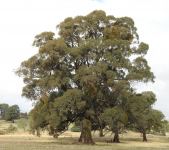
xmin=20 ymin=112 xmax=28 ymax=119
xmin=101 ymin=80 xmax=132 ymax=142
xmin=28 ymin=96 xmax=51 ymax=137
xmin=160 ymin=120 xmax=169 ymax=135
xmin=0 ymin=103 xmax=9 ymax=119
xmin=101 ymin=107 xmax=128 ymax=143
xmin=5 ymin=105 xmax=20 ymax=123
xmin=16 ymin=10 xmax=154 ymax=144
xmin=128 ymin=92 xmax=164 ymax=141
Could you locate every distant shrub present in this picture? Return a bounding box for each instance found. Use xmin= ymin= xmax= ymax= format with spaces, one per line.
xmin=17 ymin=118 xmax=28 ymax=131
xmin=0 ymin=130 xmax=6 ymax=135
xmin=71 ymin=125 xmax=80 ymax=132
xmin=6 ymin=124 xmax=17 ymax=133
xmin=150 ymin=130 xmax=166 ymax=136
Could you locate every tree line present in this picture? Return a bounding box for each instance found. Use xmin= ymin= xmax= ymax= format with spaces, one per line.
xmin=0 ymin=103 xmax=27 ymax=122
xmin=16 ymin=10 xmax=166 ymax=144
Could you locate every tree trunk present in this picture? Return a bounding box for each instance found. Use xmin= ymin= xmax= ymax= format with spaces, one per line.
xmin=97 ymin=116 xmax=104 ymax=137
xmin=53 ymin=131 xmax=58 ymax=138
xmin=49 ymin=126 xmax=58 ymax=138
xmin=99 ymin=128 xmax=104 ymax=137
xmin=36 ymin=128 xmax=40 ymax=137
xmin=142 ymin=131 xmax=147 ymax=142
xmin=113 ymin=129 xmax=120 ymax=143
xmin=78 ymin=119 xmax=95 ymax=144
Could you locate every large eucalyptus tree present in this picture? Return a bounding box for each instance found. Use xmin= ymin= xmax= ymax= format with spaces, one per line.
xmin=16 ymin=10 xmax=154 ymax=144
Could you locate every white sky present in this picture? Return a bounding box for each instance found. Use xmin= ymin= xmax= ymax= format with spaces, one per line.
xmin=0 ymin=0 xmax=169 ymax=118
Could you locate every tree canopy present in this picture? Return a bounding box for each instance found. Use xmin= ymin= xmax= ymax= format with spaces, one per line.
xmin=5 ymin=105 xmax=20 ymax=122
xmin=0 ymin=103 xmax=9 ymax=119
xmin=128 ymin=92 xmax=164 ymax=141
xmin=16 ymin=10 xmax=162 ymax=144
xmin=0 ymin=103 xmax=20 ymax=122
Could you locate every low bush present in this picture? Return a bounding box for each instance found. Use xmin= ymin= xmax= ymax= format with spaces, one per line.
xmin=0 ymin=130 xmax=6 ymax=135
xmin=6 ymin=124 xmax=17 ymax=133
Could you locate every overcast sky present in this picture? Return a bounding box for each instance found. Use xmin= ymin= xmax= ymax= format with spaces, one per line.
xmin=0 ymin=0 xmax=169 ymax=118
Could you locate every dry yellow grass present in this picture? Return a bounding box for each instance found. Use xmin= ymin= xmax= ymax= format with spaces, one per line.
xmin=0 ymin=131 xmax=169 ymax=150
xmin=0 ymin=120 xmax=169 ymax=150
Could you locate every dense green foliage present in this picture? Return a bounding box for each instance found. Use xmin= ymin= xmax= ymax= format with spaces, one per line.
xmin=5 ymin=105 xmax=20 ymax=122
xmin=127 ymin=92 xmax=165 ymax=141
xmin=0 ymin=104 xmax=20 ymax=122
xmin=16 ymin=10 xmax=164 ymax=144
xmin=0 ymin=103 xmax=9 ymax=119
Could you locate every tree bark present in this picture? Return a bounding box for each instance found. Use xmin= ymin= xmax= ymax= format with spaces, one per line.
xmin=142 ymin=130 xmax=147 ymax=142
xmin=78 ymin=119 xmax=95 ymax=144
xmin=97 ymin=116 xmax=104 ymax=137
xmin=36 ymin=128 xmax=40 ymax=137
xmin=113 ymin=129 xmax=120 ymax=143
xmin=49 ymin=126 xmax=58 ymax=138
xmin=99 ymin=128 xmax=104 ymax=137
xmin=53 ymin=131 xmax=58 ymax=138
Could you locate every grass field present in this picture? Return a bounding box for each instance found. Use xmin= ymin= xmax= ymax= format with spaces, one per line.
xmin=0 ymin=120 xmax=169 ymax=150
xmin=0 ymin=131 xmax=169 ymax=150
